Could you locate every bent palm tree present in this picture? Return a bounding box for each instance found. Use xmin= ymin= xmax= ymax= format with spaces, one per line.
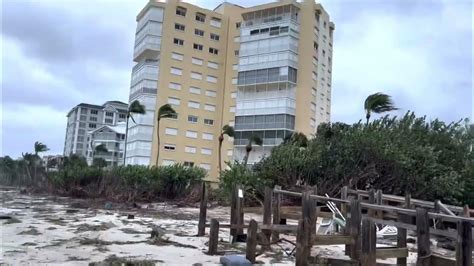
xmin=155 ymin=104 xmax=177 ymax=165
xmin=123 ymin=100 xmax=146 ymax=164
xmin=364 ymin=92 xmax=398 ymax=125
xmin=243 ymin=134 xmax=263 ymax=166
xmin=218 ymin=125 xmax=235 ymax=175
xmin=33 ymin=141 xmax=49 ymax=181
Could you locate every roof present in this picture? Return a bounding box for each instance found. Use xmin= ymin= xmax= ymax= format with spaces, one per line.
xmin=89 ymin=122 xmax=126 ymax=135
xmin=67 ymin=101 xmax=128 ymax=117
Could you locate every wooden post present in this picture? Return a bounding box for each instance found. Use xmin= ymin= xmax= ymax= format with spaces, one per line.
xmin=208 ymin=218 xmax=219 ymax=255
xmin=296 ymin=218 xmax=310 ymax=266
xmin=375 ymin=189 xmax=383 ymax=219
xmin=272 ymin=185 xmax=282 ymax=241
xmin=397 ymin=193 xmax=411 ymax=265
xmin=230 ymin=184 xmax=237 ymax=239
xmin=416 ymin=208 xmax=431 ymax=266
xmin=246 ymin=219 xmax=258 ymax=263
xmin=348 ymin=199 xmax=362 ymax=260
xmin=456 ymin=220 xmax=472 ymax=266
xmin=197 ymin=182 xmax=208 ymax=236
xmin=368 ymin=189 xmax=375 ymax=217
xmin=310 ymin=186 xmax=318 ymax=240
xmin=361 ymin=219 xmax=376 ymax=266
xmin=263 ymin=187 xmax=273 ymax=241
xmin=462 ymin=205 xmax=470 ymax=218
xmin=340 ymin=186 xmax=348 ymax=218
xmin=302 ymin=190 xmax=316 ymax=241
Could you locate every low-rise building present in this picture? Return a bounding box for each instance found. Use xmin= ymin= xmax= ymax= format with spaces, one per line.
xmin=86 ymin=123 xmax=126 ymax=167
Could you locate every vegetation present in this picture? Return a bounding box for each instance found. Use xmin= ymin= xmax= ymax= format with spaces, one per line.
xmin=364 ymin=92 xmax=398 ymax=125
xmin=218 ymin=125 xmax=235 ymax=175
xmin=155 ymin=104 xmax=177 ymax=165
xmin=123 ymin=100 xmax=146 ymax=164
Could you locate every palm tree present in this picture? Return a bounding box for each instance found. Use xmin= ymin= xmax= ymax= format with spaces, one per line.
xmin=364 ymin=92 xmax=398 ymax=125
xmin=123 ymin=100 xmax=146 ymax=164
xmin=283 ymin=132 xmax=308 ymax=147
xmin=94 ymin=143 xmax=108 ymax=154
xmin=33 ymin=141 xmax=49 ymax=181
xmin=218 ymin=125 xmax=235 ymax=175
xmin=243 ymin=134 xmax=263 ymax=166
xmin=155 ymin=104 xmax=177 ymax=165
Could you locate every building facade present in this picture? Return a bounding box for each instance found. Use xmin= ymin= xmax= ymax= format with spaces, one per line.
xmin=126 ymin=0 xmax=334 ymax=181
xmin=86 ymin=123 xmax=126 ymax=167
xmin=64 ymin=101 xmax=128 ymax=158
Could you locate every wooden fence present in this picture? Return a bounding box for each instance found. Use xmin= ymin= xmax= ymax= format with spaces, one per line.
xmin=197 ymin=183 xmax=473 ymax=265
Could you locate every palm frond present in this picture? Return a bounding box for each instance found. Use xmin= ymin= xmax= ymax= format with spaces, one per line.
xmin=364 ymin=92 xmax=398 ymax=115
xmin=250 ymin=135 xmax=263 ymax=146
xmin=222 ymin=125 xmax=235 ymax=137
xmin=34 ymin=141 xmax=49 ymax=154
xmin=129 ymin=100 xmax=146 ymax=115
xmin=158 ymin=104 xmax=177 ymax=120
xmin=94 ymin=144 xmax=108 ymax=153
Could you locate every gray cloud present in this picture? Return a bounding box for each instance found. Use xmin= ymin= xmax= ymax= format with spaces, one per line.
xmin=1 ymin=0 xmax=472 ymax=158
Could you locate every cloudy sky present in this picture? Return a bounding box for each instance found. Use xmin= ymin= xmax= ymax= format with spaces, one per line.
xmin=1 ymin=0 xmax=472 ymax=158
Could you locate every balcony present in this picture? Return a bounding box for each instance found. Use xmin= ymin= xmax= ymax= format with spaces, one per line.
xmin=134 ymin=35 xmax=161 ymax=62
xmin=130 ymin=61 xmax=159 ymax=87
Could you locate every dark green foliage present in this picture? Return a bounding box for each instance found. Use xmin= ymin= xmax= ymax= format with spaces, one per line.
xmin=92 ymin=158 xmax=107 ymax=168
xmin=252 ymin=112 xmax=473 ymax=206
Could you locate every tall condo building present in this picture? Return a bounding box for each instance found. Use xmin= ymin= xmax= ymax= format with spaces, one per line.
xmin=126 ymin=0 xmax=334 ymax=181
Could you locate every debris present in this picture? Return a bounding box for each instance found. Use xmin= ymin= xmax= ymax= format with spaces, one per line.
xmin=66 ymin=209 xmax=80 ymax=214
xmin=150 ymin=225 xmax=166 ymax=239
xmin=104 ymin=202 xmax=113 ymax=209
xmin=21 ymin=242 xmax=38 ymax=246
xmin=88 ymin=255 xmax=162 ymax=266
xmin=18 ymin=228 xmax=41 ymax=235
xmin=3 ymin=217 xmax=21 ymax=224
xmin=220 ymin=255 xmax=252 ymax=266
xmin=127 ymin=214 xmax=135 ymax=219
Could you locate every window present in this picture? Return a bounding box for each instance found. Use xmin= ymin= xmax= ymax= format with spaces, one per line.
xmin=324 ymin=21 xmax=327 ymax=28
xmin=311 ymin=102 xmax=316 ymax=111
xmin=184 ymin=161 xmax=195 ymax=167
xmin=231 ymin=92 xmax=237 ymax=99
xmin=119 ymin=114 xmax=126 ymax=119
xmin=188 ymin=101 xmax=200 ymax=109
xmin=192 ymin=57 xmax=203 ymax=65
xmin=194 ymin=29 xmax=204 ymax=36
xmin=229 ymin=106 xmax=236 ymax=113
xmin=105 ymin=118 xmax=113 ymax=124
xmin=204 ymin=119 xmax=214 ymax=125
xmin=210 ymin=17 xmax=221 ymax=28
xmin=233 ymin=64 xmax=238 ymax=71
xmin=168 ymin=97 xmax=180 ymax=106
xmin=236 ymin=22 xmax=241 ymax=28
xmin=185 ymin=146 xmax=197 ymax=153
xmin=168 ymin=113 xmax=178 ymax=120
xmin=193 ymin=43 xmax=203 ymax=51
xmin=164 ymin=144 xmax=176 ymax=151
xmin=207 ymin=61 xmax=218 ymax=69
xmin=105 ymin=112 xmax=114 ymax=117
xmin=188 ymin=115 xmax=198 ymax=123
xmin=202 ymin=133 xmax=214 ymax=140
xmin=172 ymin=52 xmax=184 ymax=61
xmin=206 ymin=90 xmax=216 ymax=97
xmin=229 ymin=120 xmax=235 ymax=127
xmin=89 ymin=123 xmax=96 ymax=128
xmin=204 ymin=104 xmax=216 ymax=112
xmin=201 ymin=148 xmax=212 ymax=155
xmin=312 ymin=88 xmax=317 ymax=96
xmin=234 ymin=50 xmax=239 ymax=56
xmin=89 ymin=116 xmax=97 ymax=122
xmin=90 ymin=110 xmax=98 ymax=115
xmin=165 ymin=128 xmax=178 ymax=136
xmin=169 ymin=82 xmax=182 ymax=90
xmin=191 ymin=72 xmax=202 ymax=80
xmin=171 ymin=67 xmax=182 ymax=76
xmin=176 ymin=7 xmax=186 ymax=17
xmin=185 ymin=86 xmax=201 ymax=95
xmin=162 ymin=160 xmax=175 ymax=166
xmin=175 ymin=23 xmax=185 ymax=31
xmin=195 ymin=12 xmax=206 ymax=22
xmin=207 ymin=75 xmax=217 ymax=83
xmin=200 ymin=163 xmax=211 ymax=170
xmin=80 ymin=108 xmax=88 ymax=114
xmin=173 ymin=38 xmax=184 ymax=46
xmin=232 ymin=78 xmax=237 ymax=84
xmin=310 ymin=118 xmax=316 ymax=128
xmin=210 ymin=33 xmax=220 ymax=41
xmin=227 ymin=149 xmax=233 ymax=156
xmin=186 ymin=131 xmax=198 ymax=139
xmin=209 ymin=47 xmax=218 ymax=55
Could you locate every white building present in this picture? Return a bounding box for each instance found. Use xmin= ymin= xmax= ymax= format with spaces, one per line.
xmin=86 ymin=123 xmax=126 ymax=167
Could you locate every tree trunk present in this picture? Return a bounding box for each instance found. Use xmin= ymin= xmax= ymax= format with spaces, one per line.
xmin=155 ymin=119 xmax=160 ymax=166
xmin=218 ymin=136 xmax=223 ymax=175
xmin=366 ymin=113 xmax=370 ymax=126
xmin=123 ymin=116 xmax=130 ymax=165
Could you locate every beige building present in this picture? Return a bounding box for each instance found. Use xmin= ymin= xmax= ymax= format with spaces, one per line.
xmin=126 ymin=0 xmax=334 ymax=181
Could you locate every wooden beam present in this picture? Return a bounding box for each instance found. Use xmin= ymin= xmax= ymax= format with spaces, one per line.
xmin=360 ymin=219 xmax=376 ymax=266
xmin=431 ymin=254 xmax=456 ymax=266
xmin=296 ymin=218 xmax=310 ymax=266
xmin=376 ymin=247 xmax=408 ymax=259
xmin=456 ymin=220 xmax=472 ymax=266
xmin=263 ymin=187 xmax=272 ymax=241
xmin=348 ymin=200 xmax=362 ymax=260
xmin=197 ymin=182 xmax=208 ymax=236
xmin=416 ymin=208 xmax=431 ymax=266
xmin=246 ymin=219 xmax=258 ymax=263
xmin=436 ymin=200 xmax=456 ymax=216
xmin=341 ymin=186 xmax=348 ymax=218
xmin=368 ymin=189 xmax=376 ymax=217
xmin=313 ymin=234 xmax=354 ymax=245
xmin=208 ymin=219 xmax=219 ymax=255
xmin=376 ymin=189 xmax=383 ymax=219
xmin=272 ymin=185 xmax=282 ymax=241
